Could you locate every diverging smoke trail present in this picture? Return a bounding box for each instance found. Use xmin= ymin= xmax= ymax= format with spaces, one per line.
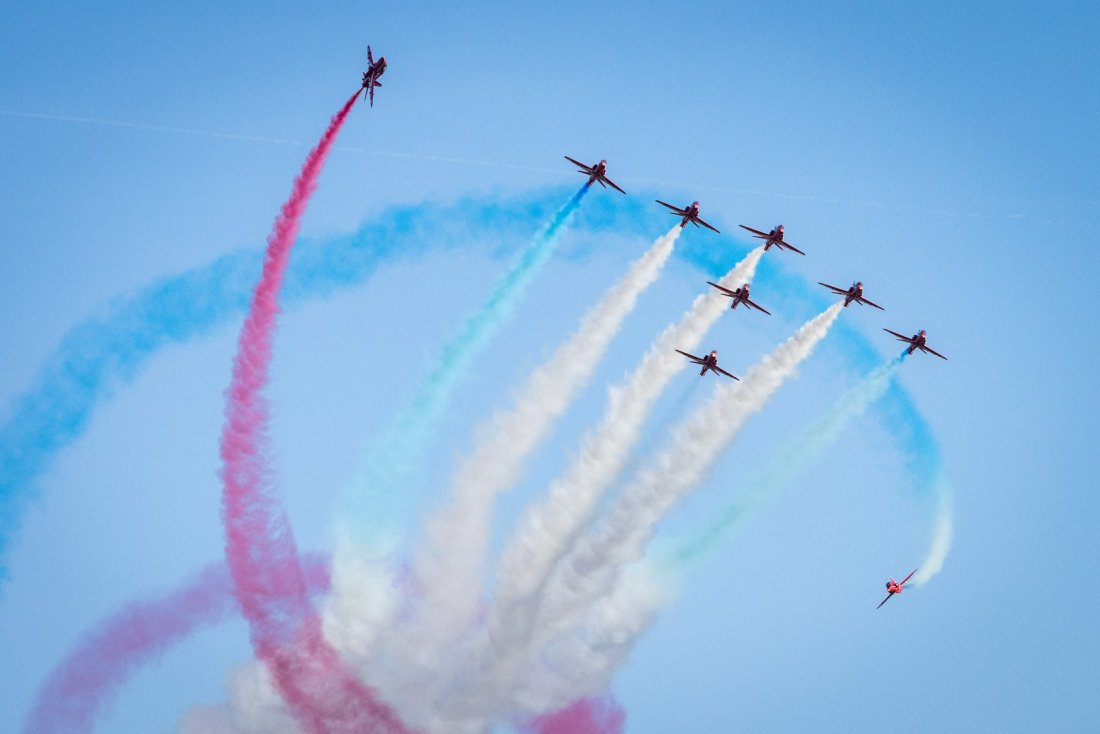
xmin=22 ymin=556 xmax=330 ymax=734
xmin=371 ymin=226 xmax=681 ymax=716
xmin=219 ymin=92 xmax=408 ymax=734
xmin=345 ymin=185 xmax=591 ymax=550
xmin=533 ymin=303 xmax=844 ymax=645
xmin=436 ymin=247 xmax=765 ymax=728
xmin=671 ymin=352 xmax=907 ymax=566
xmin=912 ymin=472 xmax=953 ymax=587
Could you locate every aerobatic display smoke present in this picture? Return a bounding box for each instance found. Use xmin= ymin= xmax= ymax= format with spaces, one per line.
xmin=533 ymin=303 xmax=845 ymax=648
xmin=672 ymin=352 xmax=907 ymax=565
xmin=913 ymin=475 xmax=953 ymax=586
xmin=218 ymin=91 xmax=410 ymax=734
xmin=438 ymin=248 xmax=765 ymax=722
xmin=346 ymin=184 xmax=591 ymax=550
xmin=520 ymin=698 xmax=625 ymax=734
xmin=22 ymin=556 xmax=330 ymax=734
xmin=399 ymin=225 xmax=682 ymax=683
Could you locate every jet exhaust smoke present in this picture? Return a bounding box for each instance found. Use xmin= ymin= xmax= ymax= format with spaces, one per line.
xmin=217 ymin=91 xmax=411 ymax=734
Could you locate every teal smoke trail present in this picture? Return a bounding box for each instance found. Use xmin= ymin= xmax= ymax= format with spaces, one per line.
xmin=670 ymin=351 xmax=908 ymax=567
xmin=0 ymin=190 xmax=580 ymax=586
xmin=348 ymin=184 xmax=590 ymax=544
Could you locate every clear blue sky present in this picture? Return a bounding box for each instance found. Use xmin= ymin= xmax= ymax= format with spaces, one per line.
xmin=1 ymin=1 xmax=1097 ymax=732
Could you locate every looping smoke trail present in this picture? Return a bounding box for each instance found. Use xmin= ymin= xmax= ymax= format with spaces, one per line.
xmin=535 ymin=303 xmax=844 ymax=648
xmin=670 ymin=351 xmax=907 ymax=567
xmin=345 ymin=184 xmax=591 ymax=549
xmin=400 ymin=225 xmax=682 ymax=679
xmin=218 ymin=91 xmax=410 ymax=734
xmin=21 ymin=556 xmax=330 ymax=734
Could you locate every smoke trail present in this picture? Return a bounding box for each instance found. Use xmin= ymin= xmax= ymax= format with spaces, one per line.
xmin=0 ymin=188 xmax=582 ymax=588
xmin=534 ymin=304 xmax=844 ymax=643
xmin=21 ymin=556 xmax=330 ymax=734
xmin=671 ymin=352 xmax=907 ymax=566
xmin=520 ymin=698 xmax=625 ymax=734
xmin=912 ymin=474 xmax=953 ymax=587
xmin=432 ymin=248 xmax=763 ymax=728
xmin=345 ymin=184 xmax=591 ymax=547
xmin=400 ymin=225 xmax=681 ymax=671
xmin=218 ymin=92 xmax=407 ymax=734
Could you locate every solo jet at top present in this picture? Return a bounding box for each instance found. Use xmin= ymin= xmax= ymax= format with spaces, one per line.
xmin=878 ymin=569 xmax=918 ymax=609
xmin=707 ymin=281 xmax=771 ymax=314
xmin=676 ymin=349 xmax=739 ymax=380
xmin=819 ymin=281 xmax=885 ymax=310
xmin=884 ymin=328 xmax=948 ymax=360
xmin=737 ymin=224 xmax=805 ymax=255
xmin=656 ymin=200 xmax=720 ymax=232
xmin=564 ymin=156 xmax=626 ymax=194
xmin=361 ymin=46 xmax=387 ymax=106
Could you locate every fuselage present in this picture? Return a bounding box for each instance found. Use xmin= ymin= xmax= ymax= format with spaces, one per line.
xmin=363 ymin=58 xmax=386 ymax=87
xmin=731 ymin=285 xmax=750 ymax=308
xmin=700 ymin=350 xmax=719 ymax=375
xmin=764 ymin=225 xmax=785 ymax=249
xmin=843 ymin=282 xmax=864 ymax=307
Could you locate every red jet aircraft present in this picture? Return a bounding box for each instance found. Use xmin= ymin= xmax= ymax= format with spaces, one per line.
xmin=818 ymin=281 xmax=885 ymax=310
xmin=564 ymin=156 xmax=626 ymax=194
xmin=656 ymin=200 xmax=720 ymax=232
xmin=707 ymin=281 xmax=771 ymax=314
xmin=675 ymin=349 xmax=739 ymax=380
xmin=877 ymin=569 xmax=918 ymax=609
xmin=361 ymin=46 xmax=387 ymax=106
xmin=737 ymin=224 xmax=805 ymax=255
xmin=883 ymin=328 xmax=948 ymax=360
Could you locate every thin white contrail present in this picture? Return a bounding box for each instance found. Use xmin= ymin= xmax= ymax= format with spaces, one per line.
xmin=912 ymin=476 xmax=953 ymax=587
xmin=529 ymin=303 xmax=844 ymax=659
xmin=434 ymin=247 xmax=765 ymax=729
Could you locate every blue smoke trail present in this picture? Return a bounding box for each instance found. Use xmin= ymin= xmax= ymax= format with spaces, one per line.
xmin=0 ymin=189 xmax=591 ymax=585
xmin=346 ymin=185 xmax=590 ymax=545
xmin=0 ymin=187 xmax=950 ymax=586
xmin=668 ymin=351 xmax=909 ymax=566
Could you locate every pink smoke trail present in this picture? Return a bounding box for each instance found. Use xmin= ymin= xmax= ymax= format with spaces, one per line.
xmin=521 ymin=698 xmax=626 ymax=734
xmin=219 ymin=91 xmax=409 ymax=734
xmin=22 ymin=556 xmax=330 ymax=734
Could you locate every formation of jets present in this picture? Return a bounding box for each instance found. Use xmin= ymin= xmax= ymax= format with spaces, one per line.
xmin=358 ymin=52 xmax=943 ymax=609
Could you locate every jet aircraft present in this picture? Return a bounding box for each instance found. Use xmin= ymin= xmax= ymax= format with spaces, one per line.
xmin=707 ymin=281 xmax=771 ymax=314
xmin=877 ymin=569 xmax=918 ymax=609
xmin=361 ymin=46 xmax=387 ymax=106
xmin=564 ymin=156 xmax=626 ymax=194
xmin=737 ymin=224 xmax=805 ymax=255
xmin=883 ymin=328 xmax=948 ymax=360
xmin=818 ymin=280 xmax=885 ymax=310
xmin=675 ymin=349 xmax=739 ymax=380
xmin=656 ymin=200 xmax=720 ymax=232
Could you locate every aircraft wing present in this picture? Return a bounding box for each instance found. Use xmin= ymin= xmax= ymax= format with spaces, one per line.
xmin=706 ymin=280 xmax=737 ymax=296
xmin=858 ymin=295 xmax=886 ymax=311
xmin=746 ymin=298 xmax=771 ymax=315
xmin=877 ymin=593 xmax=893 ymax=610
xmin=656 ymin=200 xmax=687 ymax=215
xmin=738 ymin=224 xmax=768 ymax=238
xmin=921 ymin=345 xmax=948 ymax=360
xmin=713 ymin=364 xmax=740 ymax=381
xmin=697 ymin=216 xmax=721 ymax=234
xmin=563 ymin=155 xmax=594 ymax=173
xmin=368 ymin=46 xmax=374 ymax=65
xmin=603 ymin=176 xmax=626 ymax=194
xmin=901 ymin=569 xmax=918 ymax=585
xmin=779 ymin=240 xmax=806 ymax=255
xmin=675 ymin=349 xmax=705 ymax=364
xmin=818 ymin=282 xmax=849 ymax=295
xmin=883 ymin=328 xmax=913 ymax=343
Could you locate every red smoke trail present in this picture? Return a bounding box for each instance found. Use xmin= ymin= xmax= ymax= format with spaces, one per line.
xmin=522 ymin=698 xmax=626 ymax=734
xmin=22 ymin=556 xmax=330 ymax=734
xmin=220 ymin=91 xmax=410 ymax=734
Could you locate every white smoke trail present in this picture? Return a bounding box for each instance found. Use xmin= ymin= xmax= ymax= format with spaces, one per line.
xmin=434 ymin=248 xmax=766 ymax=728
xmin=911 ymin=477 xmax=953 ymax=587
xmin=351 ymin=226 xmax=682 ymax=723
xmin=529 ymin=304 xmax=844 ymax=659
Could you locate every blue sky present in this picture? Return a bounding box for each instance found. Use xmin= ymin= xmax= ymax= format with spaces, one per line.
xmin=1 ymin=2 xmax=1097 ymax=732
